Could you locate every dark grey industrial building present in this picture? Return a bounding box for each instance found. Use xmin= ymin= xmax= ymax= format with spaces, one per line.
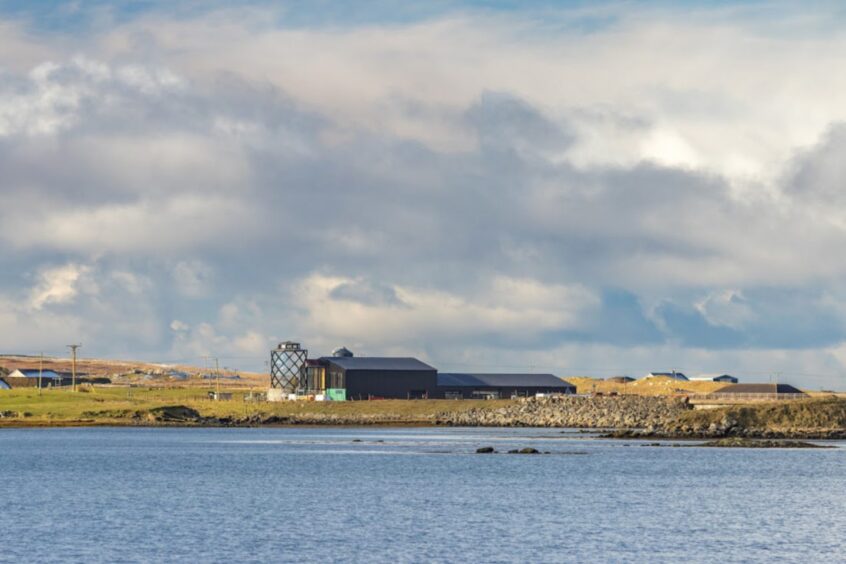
xmin=271 ymin=341 xmax=577 ymax=400
xmin=437 ymin=373 xmax=576 ymax=399
xmin=714 ymin=383 xmax=805 ymax=395
xmin=320 ymin=356 xmax=438 ymax=399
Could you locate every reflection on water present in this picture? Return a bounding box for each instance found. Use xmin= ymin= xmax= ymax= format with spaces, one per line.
xmin=0 ymin=427 xmax=843 ymax=563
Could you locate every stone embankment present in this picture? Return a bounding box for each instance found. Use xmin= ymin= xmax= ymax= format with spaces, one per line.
xmin=436 ymin=395 xmax=691 ymax=428
xmin=131 ymin=397 xmax=693 ymax=428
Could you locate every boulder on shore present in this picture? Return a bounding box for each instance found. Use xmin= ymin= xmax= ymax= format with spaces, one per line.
xmin=145 ymin=405 xmax=201 ymax=423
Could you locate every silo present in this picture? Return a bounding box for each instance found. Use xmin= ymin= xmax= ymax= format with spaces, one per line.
xmin=269 ymin=341 xmax=307 ymax=397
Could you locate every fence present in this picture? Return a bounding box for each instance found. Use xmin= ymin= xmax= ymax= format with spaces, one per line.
xmin=690 ymin=393 xmax=807 ymax=401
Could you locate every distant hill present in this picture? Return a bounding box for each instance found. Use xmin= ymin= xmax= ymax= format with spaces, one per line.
xmin=0 ymin=355 xmax=266 ymax=388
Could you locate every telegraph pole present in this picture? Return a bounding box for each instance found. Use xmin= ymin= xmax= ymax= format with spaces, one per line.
xmin=215 ymin=357 xmax=221 ymax=397
xmin=67 ymin=344 xmax=81 ymax=392
xmin=38 ymin=352 xmax=43 ymax=396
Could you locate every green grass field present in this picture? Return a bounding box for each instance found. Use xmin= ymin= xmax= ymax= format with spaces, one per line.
xmin=0 ymin=386 xmax=516 ymax=426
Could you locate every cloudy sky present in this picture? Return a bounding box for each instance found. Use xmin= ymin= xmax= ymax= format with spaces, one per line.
xmin=3 ymin=1 xmax=846 ymax=388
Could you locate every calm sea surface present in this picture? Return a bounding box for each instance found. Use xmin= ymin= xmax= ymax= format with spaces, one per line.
xmin=0 ymin=427 xmax=843 ymax=563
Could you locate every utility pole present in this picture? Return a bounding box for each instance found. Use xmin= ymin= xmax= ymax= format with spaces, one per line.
xmin=67 ymin=344 xmax=81 ymax=392
xmin=215 ymin=357 xmax=220 ymax=398
xmin=38 ymin=352 xmax=43 ymax=396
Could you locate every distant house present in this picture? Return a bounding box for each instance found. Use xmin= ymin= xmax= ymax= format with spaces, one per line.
xmin=607 ymin=376 xmax=635 ymax=384
xmin=690 ymin=374 xmax=739 ymax=384
xmin=5 ymin=369 xmax=67 ymax=388
xmin=646 ymin=371 xmax=689 ymax=381
xmin=714 ymin=383 xmax=804 ymax=396
xmin=0 ymin=378 xmax=10 ymax=390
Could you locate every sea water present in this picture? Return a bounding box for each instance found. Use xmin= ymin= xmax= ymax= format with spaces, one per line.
xmin=0 ymin=427 xmax=843 ymax=563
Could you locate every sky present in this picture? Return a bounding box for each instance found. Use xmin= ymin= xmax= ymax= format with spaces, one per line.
xmin=2 ymin=1 xmax=846 ymax=388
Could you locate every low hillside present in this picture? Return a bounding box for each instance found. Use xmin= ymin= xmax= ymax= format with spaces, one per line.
xmin=669 ymin=397 xmax=846 ymax=436
xmin=567 ymin=376 xmax=725 ymax=396
xmin=0 ymin=355 xmax=267 ymax=388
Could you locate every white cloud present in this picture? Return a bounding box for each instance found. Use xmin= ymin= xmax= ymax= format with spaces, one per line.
xmin=170 ymin=319 xmax=190 ymax=332
xmin=695 ymin=290 xmax=755 ymax=329
xmin=60 ymin=6 xmax=846 ymax=189
xmin=172 ymin=260 xmax=214 ymax=298
xmin=1 ymin=195 xmax=257 ymax=254
xmin=232 ymin=330 xmax=269 ymax=355
xmin=292 ymin=273 xmax=598 ymax=346
xmin=29 ymin=263 xmax=91 ymax=310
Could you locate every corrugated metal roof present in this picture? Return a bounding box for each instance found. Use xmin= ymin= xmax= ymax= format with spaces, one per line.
xmin=321 ymin=357 xmax=436 ymax=371
xmin=9 ymin=369 xmax=61 ymax=379
xmin=714 ymin=383 xmax=804 ymax=394
xmin=438 ymin=373 xmax=575 ymax=388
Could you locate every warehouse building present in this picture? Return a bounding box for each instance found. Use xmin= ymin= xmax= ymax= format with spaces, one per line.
xmin=714 ymin=383 xmax=805 ymax=396
xmin=437 ymin=373 xmax=576 ymax=399
xmin=269 ymin=341 xmax=575 ymax=401
xmin=315 ymin=355 xmax=438 ymax=400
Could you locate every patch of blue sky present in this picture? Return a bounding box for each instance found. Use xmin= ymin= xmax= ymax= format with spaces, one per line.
xmin=0 ymin=0 xmax=786 ymax=35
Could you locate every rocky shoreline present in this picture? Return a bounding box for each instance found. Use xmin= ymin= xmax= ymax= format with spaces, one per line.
xmin=2 ymin=397 xmax=845 ymax=439
xmin=437 ymin=396 xmax=846 ymax=439
xmin=436 ymin=395 xmax=691 ymax=429
xmin=604 ymin=423 xmax=846 ymax=440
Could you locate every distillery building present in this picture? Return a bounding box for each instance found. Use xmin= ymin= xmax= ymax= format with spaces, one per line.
xmin=321 ymin=355 xmax=438 ymax=400
xmin=437 ymin=373 xmax=576 ymax=399
xmin=269 ymin=341 xmax=575 ymax=401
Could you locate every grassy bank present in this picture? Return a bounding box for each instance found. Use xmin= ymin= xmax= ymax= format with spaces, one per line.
xmin=0 ymin=386 xmax=516 ymax=426
xmin=673 ymin=397 xmax=846 ymax=432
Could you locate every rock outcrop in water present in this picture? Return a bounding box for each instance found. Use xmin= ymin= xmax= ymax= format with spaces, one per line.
xmin=698 ymin=438 xmax=830 ymax=448
xmin=436 ymin=395 xmax=691 ymax=429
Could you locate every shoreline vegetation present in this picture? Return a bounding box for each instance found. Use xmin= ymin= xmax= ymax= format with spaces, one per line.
xmin=0 ymin=387 xmax=845 ymax=441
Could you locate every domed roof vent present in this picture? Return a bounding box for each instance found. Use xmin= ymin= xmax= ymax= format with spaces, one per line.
xmin=332 ymin=346 xmax=354 ymax=358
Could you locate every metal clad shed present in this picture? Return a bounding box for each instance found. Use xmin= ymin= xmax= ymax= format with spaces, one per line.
xmin=713 ymin=374 xmax=739 ymax=383
xmin=8 ymin=369 xmax=61 ymax=380
xmin=320 ymin=357 xmax=438 ymax=399
xmin=714 ymin=383 xmax=804 ymax=395
xmin=437 ymin=373 xmax=576 ymax=399
xmin=5 ymin=369 xmax=68 ymax=388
